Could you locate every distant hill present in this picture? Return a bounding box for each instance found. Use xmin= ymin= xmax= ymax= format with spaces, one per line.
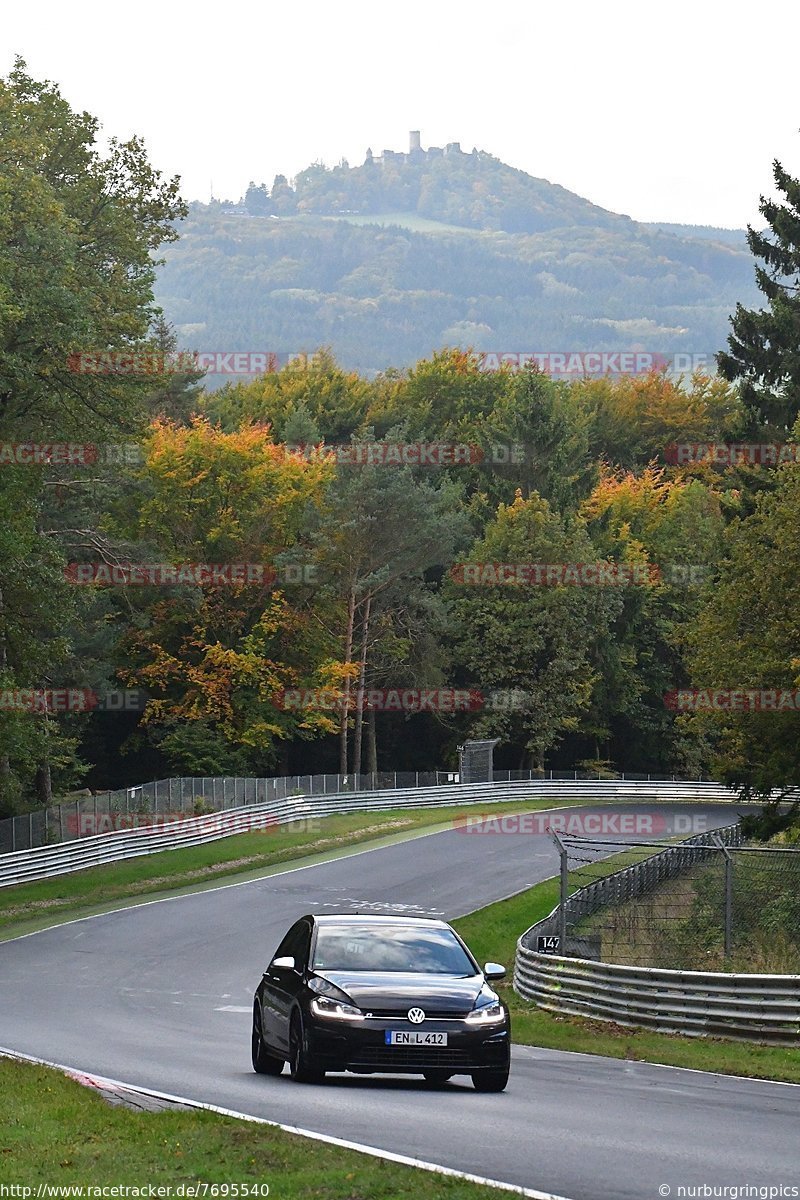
xmin=155 ymin=138 xmax=760 ymax=376
xmin=641 ymin=222 xmax=748 ymax=247
xmin=286 ymin=144 xmax=631 ymax=234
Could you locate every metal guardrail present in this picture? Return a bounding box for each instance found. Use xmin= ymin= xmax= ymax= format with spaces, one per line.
xmin=0 ymin=771 xmax=463 ymax=853
xmin=1 ymin=774 xmax=744 ymax=854
xmin=514 ymin=954 xmax=800 ymax=1042
xmin=0 ymin=778 xmax=741 ymax=889
xmin=0 ymin=769 xmax=732 ymax=854
xmin=514 ymin=825 xmax=800 ymax=1043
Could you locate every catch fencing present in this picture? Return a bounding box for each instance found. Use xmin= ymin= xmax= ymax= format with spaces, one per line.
xmin=515 ymin=826 xmax=800 ymax=1041
xmin=0 ymin=770 xmax=734 ymax=854
xmin=0 ymin=777 xmax=741 ymax=889
xmin=0 ymin=771 xmax=460 ymax=853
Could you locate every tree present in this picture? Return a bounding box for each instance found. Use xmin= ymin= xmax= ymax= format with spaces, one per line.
xmin=0 ymin=60 xmax=185 ymax=808
xmin=447 ymin=491 xmax=618 ymax=769
xmin=310 ymin=455 xmax=469 ymax=773
xmin=143 ymin=315 xmax=206 ymax=424
xmin=244 ymin=182 xmax=272 ymax=216
xmin=116 ymin=419 xmax=338 ymax=771
xmin=206 ymin=350 xmax=374 ymax=444
xmin=270 ymin=174 xmax=296 ymax=215
xmin=581 ymin=467 xmax=725 ymax=772
xmin=480 ymin=368 xmax=597 ymax=512
xmin=0 ymin=59 xmax=186 ymax=439
xmin=0 ymin=469 xmax=86 ymax=811
xmin=718 ymin=154 xmax=800 ymax=434
xmin=685 ymin=461 xmax=800 ymax=798
xmin=370 ymin=348 xmax=507 ymax=440
xmin=573 ymin=371 xmax=741 ymax=470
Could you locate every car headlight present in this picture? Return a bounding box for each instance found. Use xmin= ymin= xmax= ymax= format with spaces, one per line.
xmin=466 ymin=1000 xmax=505 ymax=1025
xmin=310 ymin=995 xmax=365 ymax=1022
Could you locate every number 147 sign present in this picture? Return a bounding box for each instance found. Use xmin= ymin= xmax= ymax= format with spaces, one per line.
xmin=537 ymin=935 xmax=561 ymax=954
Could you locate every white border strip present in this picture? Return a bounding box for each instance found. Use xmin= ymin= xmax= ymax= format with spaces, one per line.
xmin=510 ymin=1042 xmax=800 ymax=1090
xmin=0 ymin=1047 xmax=574 ymax=1200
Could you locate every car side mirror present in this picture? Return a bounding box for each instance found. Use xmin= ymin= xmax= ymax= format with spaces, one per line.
xmin=484 ymin=962 xmax=506 ymax=981
xmin=271 ymin=955 xmax=296 ymax=971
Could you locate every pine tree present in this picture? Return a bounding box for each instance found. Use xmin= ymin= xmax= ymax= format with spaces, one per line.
xmin=718 ymin=156 xmax=800 ymax=434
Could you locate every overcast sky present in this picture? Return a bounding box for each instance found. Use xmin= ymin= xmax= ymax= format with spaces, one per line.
xmin=3 ymin=0 xmax=798 ymax=228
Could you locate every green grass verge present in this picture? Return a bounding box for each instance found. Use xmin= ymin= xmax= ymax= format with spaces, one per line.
xmin=0 ymin=1056 xmax=503 ymax=1197
xmin=451 ymin=879 xmax=800 ymax=1085
xmin=0 ymin=797 xmax=590 ymax=941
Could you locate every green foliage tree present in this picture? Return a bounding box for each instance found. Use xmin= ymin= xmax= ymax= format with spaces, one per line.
xmin=581 ymin=467 xmax=725 ymax=772
xmin=719 ymin=154 xmax=800 ymax=434
xmin=310 ymin=454 xmax=470 ymax=773
xmin=447 ymin=491 xmax=618 ymax=768
xmin=0 ymin=60 xmax=185 ymax=809
xmin=685 ymin=462 xmax=800 ymax=798
xmin=0 ymin=470 xmax=86 ymax=812
xmin=206 ymin=350 xmax=373 ymax=443
xmin=0 ymin=59 xmax=185 ymax=438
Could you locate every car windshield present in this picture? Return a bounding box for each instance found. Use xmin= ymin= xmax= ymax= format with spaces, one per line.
xmin=312 ymin=924 xmax=476 ymax=974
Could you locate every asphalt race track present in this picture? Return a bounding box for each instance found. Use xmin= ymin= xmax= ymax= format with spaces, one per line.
xmin=1 ymin=803 xmax=799 ymax=1200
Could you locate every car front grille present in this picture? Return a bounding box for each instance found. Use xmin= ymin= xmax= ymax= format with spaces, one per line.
xmin=347 ymin=1045 xmax=474 ymax=1070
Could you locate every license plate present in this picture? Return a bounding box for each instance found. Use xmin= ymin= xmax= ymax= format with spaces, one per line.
xmin=385 ymin=1031 xmax=448 ymax=1046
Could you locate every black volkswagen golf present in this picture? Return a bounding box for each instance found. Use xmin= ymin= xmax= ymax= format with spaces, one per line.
xmin=251 ymin=913 xmax=510 ymax=1090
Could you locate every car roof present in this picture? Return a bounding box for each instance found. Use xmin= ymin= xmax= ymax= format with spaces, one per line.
xmin=307 ymin=913 xmax=449 ymax=927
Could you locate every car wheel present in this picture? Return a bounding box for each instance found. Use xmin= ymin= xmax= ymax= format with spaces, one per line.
xmin=423 ymin=1070 xmax=452 ymax=1085
xmin=252 ymin=1004 xmax=284 ymax=1075
xmin=471 ymin=1067 xmax=509 ymax=1092
xmin=289 ymin=1011 xmax=325 ymax=1083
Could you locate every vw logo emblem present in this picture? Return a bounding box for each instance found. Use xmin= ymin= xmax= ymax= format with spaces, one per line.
xmin=407 ymin=1007 xmax=425 ymax=1024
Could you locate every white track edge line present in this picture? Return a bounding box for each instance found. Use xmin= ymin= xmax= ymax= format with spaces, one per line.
xmin=0 ymin=1046 xmax=574 ymax=1200
xmin=511 ymin=1041 xmax=800 ymax=1089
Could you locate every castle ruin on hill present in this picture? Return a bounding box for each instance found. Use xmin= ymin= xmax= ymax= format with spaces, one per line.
xmin=364 ymin=132 xmax=465 ymax=166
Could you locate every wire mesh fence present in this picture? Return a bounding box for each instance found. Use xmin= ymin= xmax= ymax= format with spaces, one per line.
xmin=0 ymin=768 xmax=717 ymax=855
xmin=546 ymin=829 xmax=800 ymax=973
xmin=0 ymin=771 xmax=461 ymax=854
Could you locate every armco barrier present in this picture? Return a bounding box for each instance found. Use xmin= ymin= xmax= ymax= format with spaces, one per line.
xmin=0 ymin=771 xmax=463 ymax=853
xmin=0 ymin=769 xmax=733 ymax=854
xmin=0 ymin=778 xmax=742 ymax=889
xmin=514 ymin=825 xmax=800 ymax=1043
xmin=514 ymin=952 xmax=800 ymax=1042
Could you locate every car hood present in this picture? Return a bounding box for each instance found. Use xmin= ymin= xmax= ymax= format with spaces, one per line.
xmin=312 ymin=971 xmax=486 ymax=1014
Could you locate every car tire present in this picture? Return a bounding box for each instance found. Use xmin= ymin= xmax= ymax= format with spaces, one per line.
xmin=423 ymin=1070 xmax=452 ymax=1085
xmin=252 ymin=1005 xmax=284 ymax=1075
xmin=289 ymin=1012 xmax=325 ymax=1083
xmin=471 ymin=1067 xmax=509 ymax=1092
